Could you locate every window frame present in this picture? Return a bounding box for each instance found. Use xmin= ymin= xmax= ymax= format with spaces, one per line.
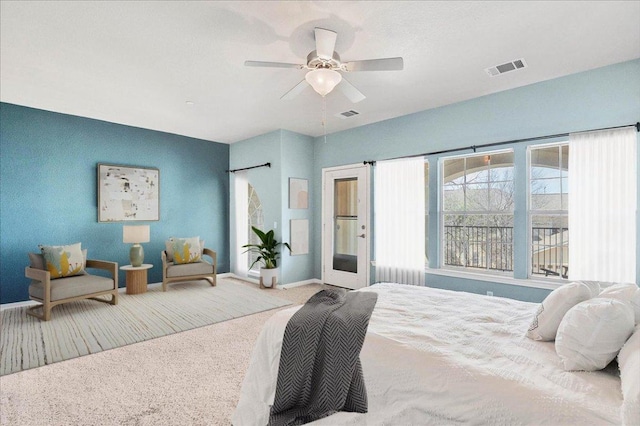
xmin=439 ymin=148 xmax=515 ymax=277
xmin=527 ymin=141 xmax=569 ymax=281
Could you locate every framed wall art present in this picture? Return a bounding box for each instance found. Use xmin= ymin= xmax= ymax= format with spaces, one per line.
xmin=290 ymin=219 xmax=309 ymax=255
xmin=97 ymin=163 xmax=159 ymax=222
xmin=289 ymin=178 xmax=308 ymax=209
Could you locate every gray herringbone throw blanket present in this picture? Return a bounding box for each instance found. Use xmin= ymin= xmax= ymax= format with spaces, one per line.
xmin=268 ymin=288 xmax=378 ymax=426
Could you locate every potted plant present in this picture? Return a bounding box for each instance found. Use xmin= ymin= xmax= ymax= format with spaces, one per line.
xmin=242 ymin=226 xmax=291 ymax=287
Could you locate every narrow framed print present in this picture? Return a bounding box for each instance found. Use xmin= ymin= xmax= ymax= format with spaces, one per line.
xmin=290 ymin=219 xmax=309 ymax=255
xmin=289 ymin=178 xmax=308 ymax=209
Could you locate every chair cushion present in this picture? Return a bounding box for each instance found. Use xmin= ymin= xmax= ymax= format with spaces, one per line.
xmin=166 ymin=260 xmax=214 ymax=278
xmin=39 ymin=243 xmax=86 ymax=279
xmin=29 ymin=273 xmax=114 ymax=301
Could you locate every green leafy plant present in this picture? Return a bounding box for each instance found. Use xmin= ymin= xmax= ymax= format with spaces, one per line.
xmin=242 ymin=226 xmax=291 ymax=270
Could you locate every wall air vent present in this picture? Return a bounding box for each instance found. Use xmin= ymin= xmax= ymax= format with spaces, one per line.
xmin=336 ymin=110 xmax=360 ymax=119
xmin=485 ymin=58 xmax=527 ymax=77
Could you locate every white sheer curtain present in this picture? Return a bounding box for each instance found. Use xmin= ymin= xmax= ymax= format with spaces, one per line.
xmin=375 ymin=157 xmax=426 ymax=285
xmin=568 ymin=127 xmax=637 ymax=283
xmin=234 ymin=171 xmax=249 ymax=277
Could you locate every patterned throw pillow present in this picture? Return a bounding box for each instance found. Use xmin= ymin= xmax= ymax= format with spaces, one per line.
xmin=526 ymin=281 xmax=592 ymax=341
xmin=39 ymin=243 xmax=86 ymax=279
xmin=170 ymin=237 xmax=202 ymax=264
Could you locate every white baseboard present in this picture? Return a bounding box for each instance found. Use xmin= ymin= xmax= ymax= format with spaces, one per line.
xmin=225 ymin=273 xmax=321 ymax=290
xmin=0 ymin=299 xmax=39 ymax=310
xmin=279 ymin=279 xmax=323 ymax=289
xmin=0 ymin=274 xmax=321 ymax=310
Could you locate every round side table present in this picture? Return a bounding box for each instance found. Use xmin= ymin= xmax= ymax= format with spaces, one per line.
xmin=120 ymin=264 xmax=153 ymax=295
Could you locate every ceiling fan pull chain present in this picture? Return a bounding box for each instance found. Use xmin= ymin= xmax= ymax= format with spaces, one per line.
xmin=323 ymin=96 xmax=327 ymax=144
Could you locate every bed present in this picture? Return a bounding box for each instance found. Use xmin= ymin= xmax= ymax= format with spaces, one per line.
xmin=232 ymin=283 xmax=626 ymax=425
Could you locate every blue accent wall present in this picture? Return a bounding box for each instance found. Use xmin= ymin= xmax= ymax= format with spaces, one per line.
xmin=0 ymin=103 xmax=230 ymax=304
xmin=311 ymin=59 xmax=640 ymax=302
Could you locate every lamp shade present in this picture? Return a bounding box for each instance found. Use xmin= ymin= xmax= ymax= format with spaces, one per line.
xmin=123 ymin=225 xmax=150 ymax=243
xmin=305 ymin=68 xmax=342 ymax=97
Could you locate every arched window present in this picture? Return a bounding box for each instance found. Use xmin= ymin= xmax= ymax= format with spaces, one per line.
xmin=442 ymin=150 xmax=515 ymax=273
xmin=247 ymin=183 xmax=264 ymax=273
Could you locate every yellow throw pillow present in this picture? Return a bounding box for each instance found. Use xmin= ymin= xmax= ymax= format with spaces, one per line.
xmin=39 ymin=243 xmax=85 ymax=279
xmin=170 ymin=237 xmax=202 ymax=264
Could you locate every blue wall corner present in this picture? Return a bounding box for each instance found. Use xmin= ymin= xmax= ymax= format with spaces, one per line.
xmin=0 ymin=103 xmax=230 ymax=303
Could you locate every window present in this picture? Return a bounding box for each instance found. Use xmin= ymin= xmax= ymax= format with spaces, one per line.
xmin=442 ymin=151 xmax=515 ymax=273
xmin=424 ymin=160 xmax=430 ymax=262
xmin=529 ymin=144 xmax=569 ymax=279
xmin=247 ymin=183 xmax=264 ymax=273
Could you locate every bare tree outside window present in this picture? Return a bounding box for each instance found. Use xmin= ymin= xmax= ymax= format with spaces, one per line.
xmin=530 ymin=144 xmax=569 ymax=279
xmin=442 ymin=151 xmax=515 ymax=272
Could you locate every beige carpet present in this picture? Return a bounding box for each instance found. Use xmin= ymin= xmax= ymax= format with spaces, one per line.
xmin=0 ymin=277 xmax=292 ymax=376
xmin=0 ymin=279 xmax=329 ymax=426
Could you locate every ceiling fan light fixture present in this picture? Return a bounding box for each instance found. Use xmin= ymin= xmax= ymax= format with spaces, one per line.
xmin=305 ymin=68 xmax=342 ymax=97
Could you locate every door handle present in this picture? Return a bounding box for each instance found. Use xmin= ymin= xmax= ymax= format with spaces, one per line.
xmin=357 ymin=233 xmax=366 ymax=238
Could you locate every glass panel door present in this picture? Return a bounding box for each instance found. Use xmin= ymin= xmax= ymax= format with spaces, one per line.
xmin=322 ymin=164 xmax=369 ymax=289
xmin=333 ymin=178 xmax=358 ymax=273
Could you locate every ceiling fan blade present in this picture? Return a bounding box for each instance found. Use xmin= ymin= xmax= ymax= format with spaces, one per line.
xmin=281 ymin=79 xmax=310 ymax=100
xmin=315 ymin=27 xmax=337 ymax=60
xmin=244 ymin=61 xmax=303 ymax=69
xmin=344 ymin=57 xmax=404 ymax=72
xmin=338 ymin=78 xmax=366 ymax=103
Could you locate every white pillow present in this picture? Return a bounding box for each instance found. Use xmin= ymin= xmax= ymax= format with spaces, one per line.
xmin=556 ymin=298 xmax=634 ymax=371
xmin=577 ymin=280 xmax=601 ymax=297
xmin=599 ymin=282 xmax=638 ymax=298
xmin=526 ymin=282 xmax=592 ymax=341
xmin=633 ymin=290 xmax=640 ymax=326
xmin=619 ymin=325 xmax=640 ymax=426
xmin=597 ymin=283 xmax=640 ymax=325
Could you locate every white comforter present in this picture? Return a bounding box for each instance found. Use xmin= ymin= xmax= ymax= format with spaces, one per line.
xmin=232 ymin=283 xmax=622 ymax=425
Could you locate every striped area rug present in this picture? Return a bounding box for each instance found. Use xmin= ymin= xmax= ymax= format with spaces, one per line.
xmin=0 ymin=277 xmax=291 ymax=376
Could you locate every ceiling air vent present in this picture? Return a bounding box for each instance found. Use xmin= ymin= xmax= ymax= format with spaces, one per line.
xmin=336 ymin=110 xmax=360 ymax=119
xmin=485 ymin=58 xmax=527 ymax=77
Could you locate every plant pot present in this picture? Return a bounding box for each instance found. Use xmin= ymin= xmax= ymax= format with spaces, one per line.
xmin=260 ymin=267 xmax=279 ymax=288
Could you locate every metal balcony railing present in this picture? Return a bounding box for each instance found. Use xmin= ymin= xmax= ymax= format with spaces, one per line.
xmin=443 ymin=225 xmax=568 ymax=277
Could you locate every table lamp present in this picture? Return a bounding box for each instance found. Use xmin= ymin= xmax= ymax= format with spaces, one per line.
xmin=123 ymin=225 xmax=150 ymax=267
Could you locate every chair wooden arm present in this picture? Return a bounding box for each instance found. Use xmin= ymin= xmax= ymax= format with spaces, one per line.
xmin=25 ymin=266 xmax=50 ymax=282
xmin=86 ymin=259 xmax=118 ymax=290
xmin=203 ymin=248 xmax=217 ymax=275
xmin=202 ymin=248 xmax=217 ymax=264
xmin=86 ymin=259 xmax=117 ymax=274
xmin=25 ymin=266 xmax=52 ymax=307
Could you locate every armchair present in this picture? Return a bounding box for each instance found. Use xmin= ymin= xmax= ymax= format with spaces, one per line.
xmin=161 ymin=247 xmax=217 ymax=291
xmin=26 ymin=255 xmax=118 ymax=321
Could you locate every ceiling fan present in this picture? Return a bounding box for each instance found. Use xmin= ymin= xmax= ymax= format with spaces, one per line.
xmin=244 ymin=27 xmax=404 ymax=103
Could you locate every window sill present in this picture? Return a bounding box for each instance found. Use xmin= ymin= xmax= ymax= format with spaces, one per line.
xmin=370 ymin=261 xmax=563 ymax=290
xmin=425 ymin=268 xmax=562 ymax=291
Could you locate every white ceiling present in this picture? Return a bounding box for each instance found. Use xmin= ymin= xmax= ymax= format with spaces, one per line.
xmin=1 ymin=1 xmax=639 ymax=144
